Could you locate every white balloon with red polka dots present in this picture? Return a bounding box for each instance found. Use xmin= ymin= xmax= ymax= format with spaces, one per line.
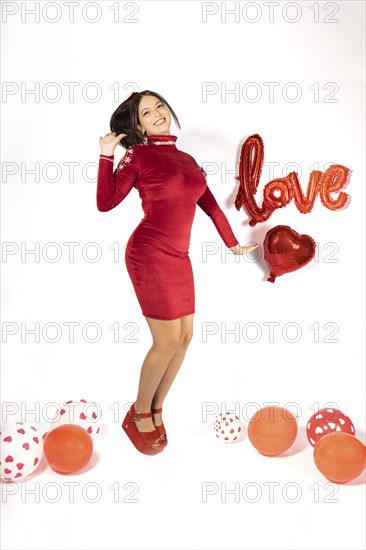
xmin=0 ymin=421 xmax=44 ymax=482
xmin=213 ymin=412 xmax=244 ymax=443
xmin=49 ymin=399 xmax=102 ymax=441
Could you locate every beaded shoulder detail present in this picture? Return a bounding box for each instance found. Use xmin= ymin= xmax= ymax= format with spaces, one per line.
xmin=115 ymin=144 xmax=146 ymax=173
xmin=116 ymin=148 xmax=134 ymax=173
xmin=197 ymin=164 xmax=207 ymax=178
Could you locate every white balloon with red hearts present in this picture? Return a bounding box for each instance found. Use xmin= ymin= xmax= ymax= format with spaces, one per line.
xmin=0 ymin=421 xmax=44 ymax=482
xmin=49 ymin=399 xmax=102 ymax=441
xmin=213 ymin=412 xmax=244 ymax=443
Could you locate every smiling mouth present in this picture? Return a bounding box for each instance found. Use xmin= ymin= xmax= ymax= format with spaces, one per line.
xmin=154 ymin=118 xmax=166 ymax=126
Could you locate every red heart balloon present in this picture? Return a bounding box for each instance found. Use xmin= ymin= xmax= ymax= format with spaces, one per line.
xmin=264 ymin=225 xmax=316 ymax=283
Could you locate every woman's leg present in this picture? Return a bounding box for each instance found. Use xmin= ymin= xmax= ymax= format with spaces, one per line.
xmin=151 ymin=313 xmax=194 ymax=425
xmin=133 ymin=317 xmax=181 ymax=432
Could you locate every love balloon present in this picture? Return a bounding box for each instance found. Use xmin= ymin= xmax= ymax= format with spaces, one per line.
xmin=234 ymin=134 xmax=351 ymax=226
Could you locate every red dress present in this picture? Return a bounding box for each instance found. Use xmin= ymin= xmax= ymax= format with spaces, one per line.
xmin=97 ymin=134 xmax=239 ymax=320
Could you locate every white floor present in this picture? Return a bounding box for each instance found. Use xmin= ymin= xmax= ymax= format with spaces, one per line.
xmin=1 ymin=338 xmax=365 ymax=550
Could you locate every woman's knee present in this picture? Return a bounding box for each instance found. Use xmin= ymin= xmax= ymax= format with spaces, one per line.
xmin=179 ymin=329 xmax=193 ymax=348
xmin=151 ymin=337 xmax=181 ymax=358
xmin=146 ymin=316 xmax=192 ymax=354
xmin=146 ymin=317 xmax=181 ymax=351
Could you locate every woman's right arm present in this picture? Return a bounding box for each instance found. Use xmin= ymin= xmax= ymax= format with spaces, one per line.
xmin=97 ymin=131 xmax=139 ymax=212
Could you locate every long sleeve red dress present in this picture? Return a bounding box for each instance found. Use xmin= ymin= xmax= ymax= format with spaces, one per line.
xmin=97 ymin=133 xmax=239 ymax=320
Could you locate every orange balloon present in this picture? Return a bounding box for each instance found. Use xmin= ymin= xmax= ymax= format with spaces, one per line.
xmin=247 ymin=406 xmax=298 ymax=456
xmin=43 ymin=424 xmax=93 ymax=474
xmin=313 ymin=432 xmax=366 ymax=483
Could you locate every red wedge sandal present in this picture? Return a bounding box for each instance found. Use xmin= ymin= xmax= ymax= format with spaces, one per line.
xmin=152 ymin=407 xmax=168 ymax=447
xmin=122 ymin=403 xmax=164 ymax=455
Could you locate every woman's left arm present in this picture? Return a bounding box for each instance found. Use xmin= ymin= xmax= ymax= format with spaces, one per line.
xmin=196 ymin=175 xmax=259 ymax=255
xmin=196 ymin=183 xmax=239 ymax=248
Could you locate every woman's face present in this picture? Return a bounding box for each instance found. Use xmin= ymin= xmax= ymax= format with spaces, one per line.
xmin=137 ymin=95 xmax=172 ymax=136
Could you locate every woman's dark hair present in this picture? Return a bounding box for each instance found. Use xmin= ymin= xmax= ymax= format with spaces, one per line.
xmin=110 ymin=90 xmax=181 ymax=150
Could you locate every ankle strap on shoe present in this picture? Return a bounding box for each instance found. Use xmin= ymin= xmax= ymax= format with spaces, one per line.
xmin=128 ymin=404 xmax=152 ymax=421
xmin=152 ymin=407 xmax=163 ymax=414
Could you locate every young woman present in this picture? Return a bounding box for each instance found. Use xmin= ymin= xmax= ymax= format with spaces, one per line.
xmin=97 ymin=90 xmax=259 ymax=456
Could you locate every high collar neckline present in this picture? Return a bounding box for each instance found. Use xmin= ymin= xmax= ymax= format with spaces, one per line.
xmin=147 ymin=134 xmax=178 ymax=146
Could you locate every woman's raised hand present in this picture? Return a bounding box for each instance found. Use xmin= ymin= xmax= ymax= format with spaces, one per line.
xmin=99 ymin=132 xmax=127 ymax=156
xmin=230 ymin=243 xmax=260 ymax=255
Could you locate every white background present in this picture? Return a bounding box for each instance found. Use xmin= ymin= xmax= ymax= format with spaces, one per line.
xmin=1 ymin=1 xmax=365 ymax=549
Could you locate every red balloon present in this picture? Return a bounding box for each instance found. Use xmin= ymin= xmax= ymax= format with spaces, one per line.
xmin=43 ymin=424 xmax=93 ymax=474
xmin=263 ymin=225 xmax=316 ymax=283
xmin=234 ymin=134 xmax=350 ymax=226
xmin=247 ymin=406 xmax=298 ymax=456
xmin=306 ymin=407 xmax=355 ymax=447
xmin=313 ymin=432 xmax=366 ymax=483
xmin=319 ymin=164 xmax=350 ymax=210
